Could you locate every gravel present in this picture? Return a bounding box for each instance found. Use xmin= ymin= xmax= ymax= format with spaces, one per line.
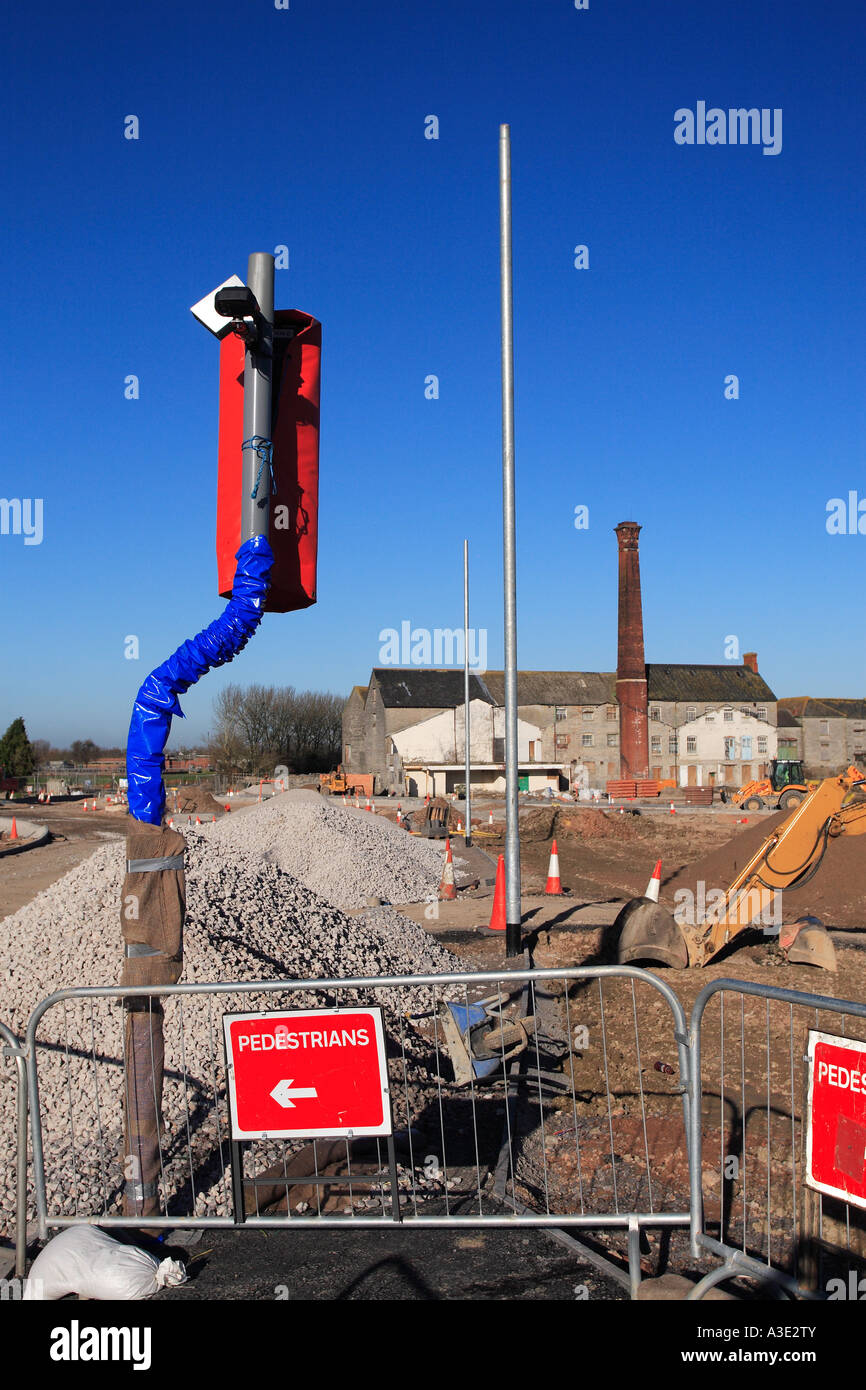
xmin=200 ymin=790 xmax=451 ymax=908
xmin=0 ymin=800 xmax=465 ymax=1234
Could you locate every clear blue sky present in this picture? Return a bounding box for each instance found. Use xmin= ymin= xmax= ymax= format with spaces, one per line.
xmin=2 ymin=0 xmax=864 ymax=748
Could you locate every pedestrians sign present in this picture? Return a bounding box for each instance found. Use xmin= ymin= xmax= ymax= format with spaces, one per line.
xmin=805 ymin=1029 xmax=866 ymax=1210
xmin=223 ymin=1007 xmax=391 ymax=1140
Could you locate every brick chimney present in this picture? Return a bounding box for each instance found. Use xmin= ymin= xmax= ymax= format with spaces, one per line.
xmin=615 ymin=521 xmax=649 ymax=780
xmin=743 ymin=651 xmax=758 ymax=674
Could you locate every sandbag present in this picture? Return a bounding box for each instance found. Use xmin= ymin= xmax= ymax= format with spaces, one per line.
xmin=22 ymin=1226 xmax=186 ymax=1300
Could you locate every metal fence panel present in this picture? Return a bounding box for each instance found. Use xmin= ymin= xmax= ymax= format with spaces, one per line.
xmin=19 ymin=966 xmax=691 ymax=1286
xmin=689 ymin=977 xmax=866 ymax=1298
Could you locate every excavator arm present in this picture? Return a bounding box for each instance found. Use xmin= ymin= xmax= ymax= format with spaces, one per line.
xmin=617 ymin=774 xmax=866 ymax=972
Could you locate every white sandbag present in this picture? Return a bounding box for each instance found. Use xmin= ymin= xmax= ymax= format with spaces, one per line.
xmin=22 ymin=1226 xmax=187 ymax=1300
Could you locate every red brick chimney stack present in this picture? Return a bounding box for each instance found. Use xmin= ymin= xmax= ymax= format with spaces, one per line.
xmin=615 ymin=521 xmax=649 ymax=780
xmin=743 ymin=652 xmax=758 ymax=674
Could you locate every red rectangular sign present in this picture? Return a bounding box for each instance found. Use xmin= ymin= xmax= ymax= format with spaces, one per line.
xmin=805 ymin=1029 xmax=866 ymax=1210
xmin=223 ymin=1007 xmax=391 ymax=1141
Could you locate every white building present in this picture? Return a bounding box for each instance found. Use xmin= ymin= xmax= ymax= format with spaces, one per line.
xmin=675 ymin=708 xmax=778 ymax=788
xmin=389 ymin=699 xmax=566 ymax=798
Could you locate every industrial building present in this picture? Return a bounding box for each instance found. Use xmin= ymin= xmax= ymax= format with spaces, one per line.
xmin=342 ymin=521 xmax=779 ymax=795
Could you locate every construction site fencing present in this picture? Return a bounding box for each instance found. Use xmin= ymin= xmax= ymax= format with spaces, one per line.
xmin=687 ymin=977 xmax=866 ymax=1300
xmin=6 ymin=965 xmax=693 ymax=1295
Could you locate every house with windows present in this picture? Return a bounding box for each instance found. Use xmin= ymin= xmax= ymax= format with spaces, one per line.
xmin=776 ymin=698 xmax=866 ymax=777
xmin=673 ymin=707 xmax=778 ymax=789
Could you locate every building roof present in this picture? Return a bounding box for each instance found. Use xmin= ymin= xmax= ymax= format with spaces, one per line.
xmin=646 ymin=664 xmax=776 ymax=703
xmin=370 ymin=668 xmax=495 ymax=708
xmin=778 ymin=697 xmax=866 ymax=721
xmin=482 ymin=671 xmax=617 ymax=706
xmin=776 ymin=708 xmax=801 ymax=728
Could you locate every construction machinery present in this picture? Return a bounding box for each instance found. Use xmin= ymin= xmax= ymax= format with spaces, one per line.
xmin=728 ymin=758 xmax=810 ymax=812
xmin=617 ymin=771 xmax=866 ymax=973
xmin=319 ymin=767 xmax=377 ymax=797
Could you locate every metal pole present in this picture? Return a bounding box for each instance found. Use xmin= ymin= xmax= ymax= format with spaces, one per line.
xmin=499 ymin=124 xmax=521 ymax=957
xmin=463 ymin=538 xmax=472 ymax=847
xmin=241 ymin=252 xmax=275 ymax=543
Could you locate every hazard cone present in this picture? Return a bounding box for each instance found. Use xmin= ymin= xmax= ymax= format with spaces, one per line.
xmin=212 ymin=815 xmax=216 ymax=823
xmin=439 ymin=837 xmax=457 ymax=901
xmin=545 ymin=839 xmax=562 ymax=895
xmin=196 ymin=816 xmax=202 ymax=825
xmin=644 ymin=858 xmax=662 ymax=903
xmin=488 ymin=811 xmax=494 ymax=826
xmin=456 ymin=819 xmax=463 ymax=835
xmin=669 ymin=802 xmax=676 ymax=815
xmin=9 ymin=818 xmax=19 ymax=841
xmin=488 ymin=854 xmax=506 ymax=932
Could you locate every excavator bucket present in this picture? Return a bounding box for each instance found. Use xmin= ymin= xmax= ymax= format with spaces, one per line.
xmin=782 ymin=917 xmax=838 ymax=972
xmin=615 ymin=897 xmax=690 ymax=970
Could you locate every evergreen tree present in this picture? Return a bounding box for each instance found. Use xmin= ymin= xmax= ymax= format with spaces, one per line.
xmin=0 ymin=718 xmax=35 ymax=778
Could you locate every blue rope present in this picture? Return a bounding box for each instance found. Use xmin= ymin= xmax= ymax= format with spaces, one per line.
xmin=243 ymin=436 xmax=275 ymax=500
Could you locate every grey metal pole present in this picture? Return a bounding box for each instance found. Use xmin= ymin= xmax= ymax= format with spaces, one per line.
xmin=499 ymin=124 xmax=521 ymax=957
xmin=463 ymin=538 xmax=472 ymax=847
xmin=241 ymin=252 xmax=275 ymax=543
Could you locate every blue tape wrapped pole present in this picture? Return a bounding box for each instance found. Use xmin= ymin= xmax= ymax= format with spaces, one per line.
xmin=126 ymin=535 xmax=274 ymax=825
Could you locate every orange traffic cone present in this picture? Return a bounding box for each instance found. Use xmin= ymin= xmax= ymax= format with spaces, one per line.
xmin=9 ymin=818 xmax=19 ymax=841
xmin=212 ymin=814 xmax=216 ymax=823
xmin=644 ymin=858 xmax=662 ymax=902
xmin=456 ymin=819 xmax=463 ymax=835
xmin=396 ymin=805 xmax=402 ymax=823
xmin=439 ymin=837 xmax=457 ymax=901
xmin=545 ymin=839 xmax=562 ymax=895
xmin=488 ymin=811 xmax=494 ymax=826
xmin=669 ymin=802 xmax=676 ymax=815
xmin=196 ymin=816 xmax=202 ymax=825
xmin=488 ymin=855 xmax=506 ymax=932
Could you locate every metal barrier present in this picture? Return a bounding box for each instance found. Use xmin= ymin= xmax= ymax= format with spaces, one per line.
xmin=10 ymin=965 xmax=692 ymax=1294
xmin=688 ymin=977 xmax=866 ymax=1299
xmin=0 ymin=1021 xmax=27 ymax=1278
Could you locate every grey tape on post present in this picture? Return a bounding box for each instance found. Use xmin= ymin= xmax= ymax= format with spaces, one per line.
xmin=124 ymin=943 xmax=163 ymax=958
xmin=126 ymin=854 xmax=185 ymax=873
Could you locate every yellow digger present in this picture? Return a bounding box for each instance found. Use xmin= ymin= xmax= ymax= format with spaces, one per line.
xmin=617 ymin=771 xmax=866 ymax=973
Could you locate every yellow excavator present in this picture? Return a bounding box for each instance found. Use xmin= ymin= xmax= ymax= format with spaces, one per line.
xmin=617 ymin=772 xmax=866 ymax=973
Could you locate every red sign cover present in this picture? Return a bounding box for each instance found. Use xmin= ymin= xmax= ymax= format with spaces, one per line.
xmin=216 ymin=308 xmax=321 ymax=614
xmin=223 ymin=1007 xmax=391 ymax=1141
xmin=805 ymin=1030 xmax=866 ymax=1209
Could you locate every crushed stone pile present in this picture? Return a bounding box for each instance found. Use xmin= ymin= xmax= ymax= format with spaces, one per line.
xmin=204 ymin=790 xmax=452 ymax=908
xmin=0 ymin=821 xmax=462 ymax=1233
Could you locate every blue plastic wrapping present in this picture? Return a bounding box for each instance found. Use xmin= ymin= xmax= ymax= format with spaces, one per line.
xmin=127 ymin=535 xmax=274 ymax=825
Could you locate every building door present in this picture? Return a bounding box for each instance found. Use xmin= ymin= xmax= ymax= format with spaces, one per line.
xmin=687 ymin=764 xmax=697 ymax=786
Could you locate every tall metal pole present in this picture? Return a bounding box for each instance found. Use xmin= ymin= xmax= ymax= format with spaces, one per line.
xmin=241 ymin=252 xmax=275 ymax=543
xmin=463 ymin=538 xmax=472 ymax=847
xmin=499 ymin=125 xmax=521 ymax=957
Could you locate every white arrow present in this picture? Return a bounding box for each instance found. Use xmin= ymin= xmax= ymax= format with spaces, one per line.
xmin=270 ymin=1079 xmax=318 ymax=1109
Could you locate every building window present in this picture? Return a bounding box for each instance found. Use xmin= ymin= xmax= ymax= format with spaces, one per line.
xmin=581 ymin=734 xmax=594 ymax=747
xmin=607 ymin=733 xmax=618 ymax=746
xmin=705 ymin=709 xmax=715 ymax=722
xmin=493 ymin=738 xmax=505 ymax=762
xmin=555 ymin=706 xmax=567 ymax=722
xmin=582 ymin=708 xmax=595 ymax=720
xmin=723 ymin=708 xmax=733 ymax=723
xmin=724 ymin=737 xmax=736 ymax=758
xmin=344 ymin=745 xmax=351 ymax=760
xmin=686 ymin=736 xmax=697 ymax=753
xmin=757 ymin=707 xmax=767 ymax=721
xmin=820 ymin=720 xmax=830 ymax=737
xmin=650 ymin=708 xmax=660 ymax=722
xmin=606 ymin=705 xmax=617 ymax=722
xmin=651 ymin=736 xmax=661 ymax=753
xmin=757 ymin=736 xmax=768 ymax=755
xmin=555 ymin=733 xmax=570 ymax=749
xmin=740 ymin=707 xmax=751 ymax=718
xmin=686 ymin=706 xmax=696 ymax=723
xmin=668 ymin=736 xmax=677 ymax=755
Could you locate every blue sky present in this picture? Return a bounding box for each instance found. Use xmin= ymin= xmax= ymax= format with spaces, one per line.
xmin=1 ymin=0 xmax=864 ymax=747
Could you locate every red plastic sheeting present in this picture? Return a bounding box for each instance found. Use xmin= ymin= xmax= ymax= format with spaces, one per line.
xmin=217 ymin=309 xmax=321 ymax=614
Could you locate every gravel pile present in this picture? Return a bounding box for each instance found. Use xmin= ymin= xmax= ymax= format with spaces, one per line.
xmin=0 ymin=818 xmax=463 ymax=1233
xmin=202 ymin=790 xmax=450 ymax=908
